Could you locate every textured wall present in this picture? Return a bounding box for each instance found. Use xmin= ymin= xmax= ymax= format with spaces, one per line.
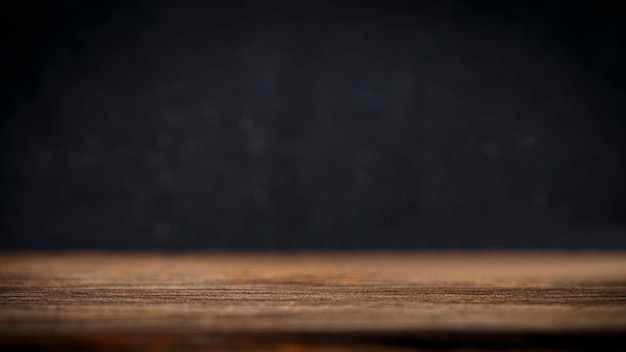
xmin=1 ymin=0 xmax=625 ymax=248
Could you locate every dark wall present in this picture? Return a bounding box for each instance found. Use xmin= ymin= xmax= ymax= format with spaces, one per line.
xmin=1 ymin=0 xmax=625 ymax=249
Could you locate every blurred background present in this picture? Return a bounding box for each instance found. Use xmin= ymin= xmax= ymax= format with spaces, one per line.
xmin=1 ymin=0 xmax=624 ymax=249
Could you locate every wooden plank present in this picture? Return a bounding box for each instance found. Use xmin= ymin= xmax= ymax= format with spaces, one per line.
xmin=1 ymin=252 xmax=625 ymax=351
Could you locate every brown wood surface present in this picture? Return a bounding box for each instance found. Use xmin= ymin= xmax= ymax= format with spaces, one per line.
xmin=1 ymin=251 xmax=626 ymax=351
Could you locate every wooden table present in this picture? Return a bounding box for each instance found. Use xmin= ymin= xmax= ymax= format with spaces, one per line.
xmin=1 ymin=251 xmax=625 ymax=351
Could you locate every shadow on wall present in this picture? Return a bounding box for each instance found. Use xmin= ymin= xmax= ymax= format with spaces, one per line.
xmin=1 ymin=0 xmax=625 ymax=248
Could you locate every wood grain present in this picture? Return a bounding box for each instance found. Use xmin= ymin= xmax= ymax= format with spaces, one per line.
xmin=1 ymin=251 xmax=625 ymax=351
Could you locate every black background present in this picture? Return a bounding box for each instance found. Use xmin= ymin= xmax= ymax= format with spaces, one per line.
xmin=1 ymin=0 xmax=625 ymax=249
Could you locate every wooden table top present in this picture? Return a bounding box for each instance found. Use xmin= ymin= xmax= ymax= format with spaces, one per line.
xmin=1 ymin=251 xmax=625 ymax=351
